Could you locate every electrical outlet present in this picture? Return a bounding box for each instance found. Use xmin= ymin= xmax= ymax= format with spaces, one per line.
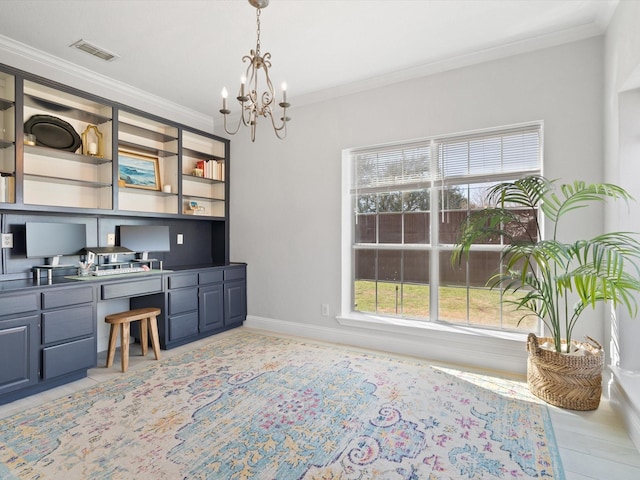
xmin=107 ymin=233 xmax=116 ymax=246
xmin=321 ymin=304 xmax=330 ymax=317
xmin=1 ymin=233 xmax=13 ymax=249
xmin=177 ymin=234 xmax=184 ymax=245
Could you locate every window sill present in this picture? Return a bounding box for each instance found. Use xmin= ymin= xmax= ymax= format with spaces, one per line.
xmin=335 ymin=312 xmax=529 ymax=374
xmin=337 ymin=311 xmax=528 ymax=343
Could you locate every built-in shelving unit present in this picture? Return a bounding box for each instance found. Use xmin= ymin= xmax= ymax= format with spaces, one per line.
xmin=22 ymin=79 xmax=113 ymax=209
xmin=0 ymin=64 xmax=241 ymax=405
xmin=0 ymin=71 xmax=15 ymax=203
xmin=182 ymin=130 xmax=226 ymax=218
xmin=0 ymin=63 xmax=230 ymax=222
xmin=117 ymin=110 xmax=179 ymax=215
xmin=0 ymin=62 xmax=231 ymax=271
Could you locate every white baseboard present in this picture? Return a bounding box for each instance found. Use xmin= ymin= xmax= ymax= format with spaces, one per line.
xmin=609 ymin=367 xmax=640 ymax=451
xmin=244 ymin=315 xmax=528 ymax=376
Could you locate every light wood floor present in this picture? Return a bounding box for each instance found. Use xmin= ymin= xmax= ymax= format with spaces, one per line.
xmin=0 ymin=327 xmax=638 ymax=480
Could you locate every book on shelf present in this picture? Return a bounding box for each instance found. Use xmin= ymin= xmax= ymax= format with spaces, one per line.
xmin=0 ymin=175 xmax=14 ymax=203
xmin=194 ymin=160 xmax=224 ymax=182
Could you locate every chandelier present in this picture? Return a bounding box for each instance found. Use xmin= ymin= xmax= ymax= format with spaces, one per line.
xmin=220 ymin=0 xmax=290 ymax=142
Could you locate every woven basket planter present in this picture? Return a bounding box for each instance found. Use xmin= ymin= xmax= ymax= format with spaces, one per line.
xmin=526 ymin=333 xmax=604 ymax=411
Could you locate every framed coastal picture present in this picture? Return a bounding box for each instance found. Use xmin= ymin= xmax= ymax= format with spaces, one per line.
xmin=118 ymin=149 xmax=161 ymax=191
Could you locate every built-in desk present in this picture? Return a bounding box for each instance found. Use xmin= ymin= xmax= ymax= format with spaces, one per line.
xmin=0 ymin=263 xmax=246 ymax=405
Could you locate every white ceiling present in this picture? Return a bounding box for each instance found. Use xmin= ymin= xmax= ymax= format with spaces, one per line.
xmin=0 ymin=0 xmax=618 ymax=117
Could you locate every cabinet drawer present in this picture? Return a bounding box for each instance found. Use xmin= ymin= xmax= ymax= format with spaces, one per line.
xmin=101 ymin=277 xmax=163 ymax=300
xmin=42 ymin=305 xmax=94 ymax=344
xmin=168 ymin=311 xmax=199 ymax=342
xmin=168 ymin=289 xmax=198 ymax=316
xmin=224 ymin=266 xmax=246 ymax=282
xmin=168 ymin=274 xmax=198 ymax=289
xmin=42 ymin=286 xmax=93 ymax=309
xmin=199 ymin=270 xmax=223 ymax=285
xmin=42 ymin=337 xmax=95 ymax=380
xmin=0 ymin=293 xmax=39 ymax=317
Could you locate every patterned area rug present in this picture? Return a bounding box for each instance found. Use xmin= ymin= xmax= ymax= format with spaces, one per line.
xmin=0 ymin=330 xmax=564 ymax=479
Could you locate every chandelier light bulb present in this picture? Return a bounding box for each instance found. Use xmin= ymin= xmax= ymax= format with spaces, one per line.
xmin=221 ymin=87 xmax=229 ymax=113
xmin=240 ymin=76 xmax=246 ymax=97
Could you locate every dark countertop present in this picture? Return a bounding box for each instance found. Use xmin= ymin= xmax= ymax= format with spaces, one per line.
xmin=0 ymin=263 xmax=245 ymax=293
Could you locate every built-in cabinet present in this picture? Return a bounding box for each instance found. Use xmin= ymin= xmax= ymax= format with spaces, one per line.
xmin=0 ymin=284 xmax=96 ymax=402
xmin=0 ymin=265 xmax=246 ymax=405
xmin=132 ymin=264 xmax=246 ymax=349
xmin=40 ymin=285 xmax=96 ymax=380
xmin=0 ymin=63 xmax=245 ymax=405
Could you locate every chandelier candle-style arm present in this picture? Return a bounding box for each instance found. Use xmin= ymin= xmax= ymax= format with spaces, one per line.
xmin=219 ymin=0 xmax=290 ymax=141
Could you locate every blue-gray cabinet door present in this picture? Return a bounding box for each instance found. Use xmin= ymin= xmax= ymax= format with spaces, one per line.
xmin=224 ymin=281 xmax=247 ymax=327
xmin=0 ymin=315 xmax=39 ymax=396
xmin=199 ymin=285 xmax=224 ymax=332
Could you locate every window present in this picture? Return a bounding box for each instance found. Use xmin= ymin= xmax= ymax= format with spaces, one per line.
xmin=348 ymin=123 xmax=542 ymax=331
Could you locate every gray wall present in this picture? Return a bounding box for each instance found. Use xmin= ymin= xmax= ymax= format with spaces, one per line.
xmin=605 ymin=0 xmax=640 ymax=372
xmin=225 ymin=37 xmax=605 ymax=371
xmin=603 ymin=0 xmax=640 ymax=449
xmin=0 ymin=28 xmax=608 ymax=373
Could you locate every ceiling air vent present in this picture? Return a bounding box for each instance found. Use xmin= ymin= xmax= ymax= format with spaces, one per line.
xmin=70 ymin=39 xmax=119 ymax=62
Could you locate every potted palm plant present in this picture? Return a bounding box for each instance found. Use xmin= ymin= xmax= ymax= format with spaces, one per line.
xmin=452 ymin=175 xmax=640 ymax=410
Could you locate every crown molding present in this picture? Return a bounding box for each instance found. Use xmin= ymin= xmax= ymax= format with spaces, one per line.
xmin=0 ymin=14 xmax=609 ymax=125
xmin=295 ymin=21 xmax=606 ymax=109
xmin=0 ymin=34 xmax=214 ymax=132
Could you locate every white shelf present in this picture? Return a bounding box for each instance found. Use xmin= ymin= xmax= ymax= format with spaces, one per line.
xmin=24 ymin=173 xmax=111 ymax=188
xmin=24 ymin=144 xmax=111 ymax=164
xmin=24 ymin=80 xmax=112 ymax=123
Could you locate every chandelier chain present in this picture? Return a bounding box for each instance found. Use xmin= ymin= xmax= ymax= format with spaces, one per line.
xmin=256 ymin=8 xmax=261 ymax=55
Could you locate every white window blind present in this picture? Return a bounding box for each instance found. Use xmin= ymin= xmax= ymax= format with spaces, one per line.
xmin=352 ymin=142 xmax=432 ymax=193
xmin=437 ymin=126 xmax=541 ymax=186
xmin=351 ymin=125 xmax=541 ymax=193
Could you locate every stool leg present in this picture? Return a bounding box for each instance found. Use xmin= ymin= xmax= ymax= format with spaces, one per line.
xmin=121 ymin=321 xmax=130 ymax=373
xmin=148 ymin=315 xmax=161 ymax=361
xmin=106 ymin=324 xmax=118 ymax=368
xmin=140 ymin=318 xmax=148 ymax=356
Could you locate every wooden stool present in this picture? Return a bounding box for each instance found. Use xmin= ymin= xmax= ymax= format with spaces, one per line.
xmin=105 ymin=307 xmax=161 ymax=372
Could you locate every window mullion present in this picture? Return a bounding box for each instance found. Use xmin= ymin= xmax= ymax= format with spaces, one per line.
xmin=430 ymin=140 xmax=439 ymax=321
